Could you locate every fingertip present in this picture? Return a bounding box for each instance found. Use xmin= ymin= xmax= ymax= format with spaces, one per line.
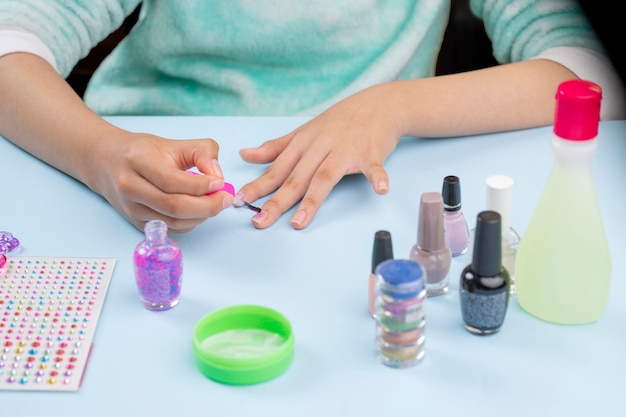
xmin=290 ymin=209 xmax=308 ymax=229
xmin=211 ymin=159 xmax=224 ymax=179
xmin=365 ymin=165 xmax=389 ymax=195
xmin=222 ymin=194 xmax=234 ymax=210
xmin=207 ymin=179 xmax=226 ymax=194
xmin=374 ymin=180 xmax=389 ymax=195
xmin=251 ymin=209 xmax=272 ymax=229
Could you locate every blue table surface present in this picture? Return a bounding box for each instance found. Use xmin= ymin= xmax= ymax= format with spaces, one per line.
xmin=1 ymin=117 xmax=625 ymax=417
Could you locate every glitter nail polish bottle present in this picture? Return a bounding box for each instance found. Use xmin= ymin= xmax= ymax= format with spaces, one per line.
xmin=374 ymin=259 xmax=426 ymax=368
xmin=133 ymin=219 xmax=183 ymax=311
xmin=460 ymin=211 xmax=510 ymax=335
xmin=368 ymin=230 xmax=394 ymax=318
xmin=442 ymin=175 xmax=469 ymax=257
xmin=409 ymin=192 xmax=451 ymax=296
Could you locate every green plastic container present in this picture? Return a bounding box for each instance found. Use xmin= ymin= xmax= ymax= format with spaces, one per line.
xmin=192 ymin=305 xmax=294 ymax=385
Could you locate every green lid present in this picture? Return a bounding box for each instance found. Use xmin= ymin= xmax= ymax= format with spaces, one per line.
xmin=192 ymin=305 xmax=294 ymax=385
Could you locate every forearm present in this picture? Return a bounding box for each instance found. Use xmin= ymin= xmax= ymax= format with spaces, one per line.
xmin=0 ymin=52 xmax=122 ymax=189
xmin=389 ymin=59 xmax=577 ymax=138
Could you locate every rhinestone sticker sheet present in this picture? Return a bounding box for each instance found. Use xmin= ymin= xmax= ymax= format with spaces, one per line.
xmin=0 ymin=257 xmax=116 ymax=391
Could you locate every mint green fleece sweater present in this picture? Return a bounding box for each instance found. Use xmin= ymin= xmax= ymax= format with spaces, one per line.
xmin=0 ymin=0 xmax=603 ymax=116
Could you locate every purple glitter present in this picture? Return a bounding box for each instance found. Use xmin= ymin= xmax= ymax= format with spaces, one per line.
xmin=133 ymin=221 xmax=183 ymax=311
xmin=0 ymin=231 xmax=20 ymax=254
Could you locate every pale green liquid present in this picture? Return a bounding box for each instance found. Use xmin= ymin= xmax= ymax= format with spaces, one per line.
xmin=515 ymin=167 xmax=611 ymax=324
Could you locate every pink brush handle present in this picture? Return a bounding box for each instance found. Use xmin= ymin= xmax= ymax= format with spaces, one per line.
xmin=187 ymin=170 xmax=235 ymax=196
xmin=209 ymin=182 xmax=235 ymax=196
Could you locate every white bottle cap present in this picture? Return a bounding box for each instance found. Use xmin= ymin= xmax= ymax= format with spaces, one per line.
xmin=485 ymin=175 xmax=514 ymax=235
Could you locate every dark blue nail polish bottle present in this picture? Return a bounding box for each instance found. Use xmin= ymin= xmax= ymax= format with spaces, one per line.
xmin=460 ymin=210 xmax=510 ymax=335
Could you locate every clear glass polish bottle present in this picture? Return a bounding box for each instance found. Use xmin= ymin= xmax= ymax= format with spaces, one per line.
xmin=133 ymin=219 xmax=184 ymax=311
xmin=515 ymin=80 xmax=611 ymax=324
xmin=409 ymin=192 xmax=451 ymax=296
xmin=442 ymin=175 xmax=470 ymax=257
xmin=460 ymin=211 xmax=510 ymax=335
xmin=468 ymin=175 xmax=520 ymax=296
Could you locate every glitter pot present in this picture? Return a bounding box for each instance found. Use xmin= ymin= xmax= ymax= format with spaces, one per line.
xmin=377 ymin=320 xmax=425 ymax=346
xmin=192 ymin=305 xmax=294 ymax=385
xmin=374 ymin=259 xmax=427 ymax=368
xmin=376 ymin=336 xmax=425 ymax=367
xmin=376 ymin=292 xmax=426 ymax=332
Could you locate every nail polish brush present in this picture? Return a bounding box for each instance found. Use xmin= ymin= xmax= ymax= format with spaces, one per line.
xmin=211 ymin=182 xmax=262 ymax=213
xmin=189 ymin=170 xmax=261 ymax=213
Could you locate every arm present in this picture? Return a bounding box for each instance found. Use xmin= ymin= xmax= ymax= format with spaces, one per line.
xmin=238 ymin=58 xmax=577 ymax=230
xmin=239 ymin=0 xmax=624 ymax=230
xmin=0 ymin=52 xmax=231 ymax=232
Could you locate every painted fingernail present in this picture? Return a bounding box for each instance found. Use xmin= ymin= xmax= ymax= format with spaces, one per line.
xmin=290 ymin=210 xmax=307 ymax=227
xmin=211 ymin=159 xmax=224 ymax=179
xmin=252 ymin=210 xmax=268 ymax=223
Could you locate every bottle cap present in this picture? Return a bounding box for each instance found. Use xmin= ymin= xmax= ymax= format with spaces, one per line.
xmin=371 ymin=230 xmax=394 ymax=274
xmin=193 ymin=305 xmax=294 ymax=385
xmin=485 ymin=175 xmax=514 ymax=234
xmin=417 ymin=192 xmax=446 ymax=251
xmin=471 ymin=211 xmax=502 ymax=277
xmin=554 ymin=80 xmax=602 ymax=141
xmin=376 ymin=259 xmax=425 ymax=299
xmin=441 ymin=175 xmax=462 ymax=211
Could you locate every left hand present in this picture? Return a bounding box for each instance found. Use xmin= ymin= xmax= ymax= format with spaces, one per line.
xmin=237 ymin=83 xmax=403 ymax=229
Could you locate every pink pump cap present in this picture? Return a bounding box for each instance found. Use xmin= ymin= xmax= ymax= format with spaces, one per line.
xmin=554 ymin=80 xmax=602 ymax=141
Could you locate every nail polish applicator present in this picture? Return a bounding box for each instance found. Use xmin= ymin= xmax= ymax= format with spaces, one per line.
xmin=210 ymin=182 xmax=261 ymax=213
xmin=189 ymin=170 xmax=261 ymax=213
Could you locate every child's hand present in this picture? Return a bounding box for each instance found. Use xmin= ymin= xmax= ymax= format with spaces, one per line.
xmin=238 ymin=83 xmax=402 ymax=230
xmin=90 ymin=131 xmax=232 ymax=233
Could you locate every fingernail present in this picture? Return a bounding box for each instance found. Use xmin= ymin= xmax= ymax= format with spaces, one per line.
xmin=211 ymin=159 xmax=224 ymax=179
xmin=235 ymin=191 xmax=245 ymax=200
xmin=378 ymin=181 xmax=389 ymax=193
xmin=208 ymin=179 xmax=225 ymax=192
xmin=222 ymin=194 xmax=234 ymax=209
xmin=252 ymin=210 xmax=268 ymax=223
xmin=290 ymin=210 xmax=306 ymax=227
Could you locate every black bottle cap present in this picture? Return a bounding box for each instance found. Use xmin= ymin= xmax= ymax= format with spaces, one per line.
xmin=442 ymin=175 xmax=461 ymax=211
xmin=371 ymin=230 xmax=394 ymax=274
xmin=471 ymin=211 xmax=502 ymax=276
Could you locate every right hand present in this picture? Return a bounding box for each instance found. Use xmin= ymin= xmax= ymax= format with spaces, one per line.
xmin=88 ymin=130 xmax=232 ymax=233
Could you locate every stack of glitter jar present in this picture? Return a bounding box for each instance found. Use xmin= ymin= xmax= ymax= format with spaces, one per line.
xmin=374 ymin=259 xmax=427 ymax=368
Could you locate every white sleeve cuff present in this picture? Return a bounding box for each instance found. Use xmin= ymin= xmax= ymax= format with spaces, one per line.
xmin=0 ymin=27 xmax=58 ymax=72
xmin=533 ymin=46 xmax=625 ymax=120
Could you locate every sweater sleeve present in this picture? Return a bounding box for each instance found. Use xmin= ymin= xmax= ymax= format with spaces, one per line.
xmin=0 ymin=27 xmax=58 ymax=71
xmin=0 ymin=0 xmax=142 ymax=77
xmin=470 ymin=0 xmax=624 ymax=120
xmin=470 ymin=0 xmax=604 ymax=62
xmin=535 ymin=47 xmax=626 ymax=120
